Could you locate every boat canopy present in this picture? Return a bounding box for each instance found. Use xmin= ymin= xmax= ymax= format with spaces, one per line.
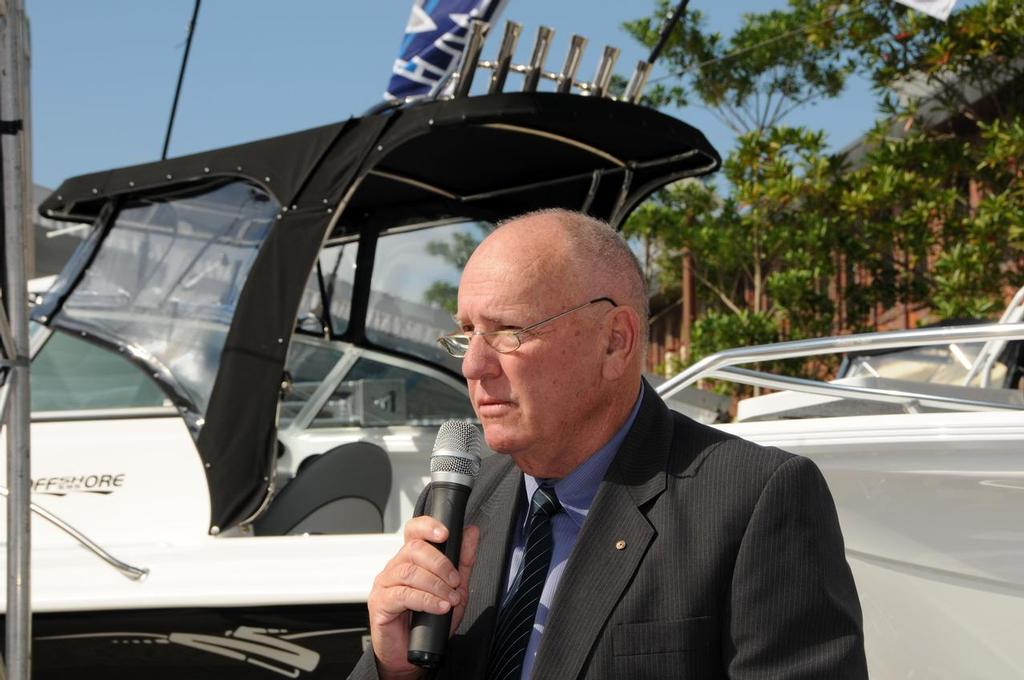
xmin=37 ymin=92 xmax=720 ymax=531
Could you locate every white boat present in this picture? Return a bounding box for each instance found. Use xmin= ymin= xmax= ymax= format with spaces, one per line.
xmin=657 ymin=289 xmax=1024 ymax=679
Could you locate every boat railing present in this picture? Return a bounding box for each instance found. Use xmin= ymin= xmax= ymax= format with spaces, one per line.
xmin=656 ymin=322 xmax=1024 ymax=413
xmin=0 ymin=485 xmax=148 ymax=581
xmin=964 ymin=285 xmax=1024 ymax=387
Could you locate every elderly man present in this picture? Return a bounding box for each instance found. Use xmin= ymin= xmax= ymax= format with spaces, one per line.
xmin=350 ymin=209 xmax=867 ymax=680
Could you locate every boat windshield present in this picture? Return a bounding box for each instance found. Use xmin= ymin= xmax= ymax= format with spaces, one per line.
xmin=56 ymin=180 xmax=279 ymax=416
xmin=296 ymin=241 xmax=359 ymax=336
xmin=363 ymin=220 xmax=493 ymax=373
xmin=843 ymin=343 xmax=1009 ymax=388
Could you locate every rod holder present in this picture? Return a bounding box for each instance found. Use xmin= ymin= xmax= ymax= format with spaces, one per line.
xmin=488 ymin=21 xmax=522 ymax=94
xmin=453 ymin=19 xmax=490 ymax=98
xmin=591 ymin=45 xmax=621 ymax=98
xmin=522 ymin=25 xmax=554 ymax=92
xmin=624 ymin=60 xmax=653 ymax=104
xmin=556 ymin=34 xmax=588 ymax=94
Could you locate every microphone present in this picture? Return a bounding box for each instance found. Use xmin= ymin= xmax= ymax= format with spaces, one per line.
xmin=408 ymin=419 xmax=483 ymax=669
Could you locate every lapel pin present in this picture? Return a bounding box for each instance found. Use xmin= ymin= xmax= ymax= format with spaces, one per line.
xmin=615 ymin=539 xmax=626 ymax=550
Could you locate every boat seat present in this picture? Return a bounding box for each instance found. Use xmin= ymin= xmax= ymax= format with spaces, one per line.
xmin=254 ymin=441 xmax=392 ymax=535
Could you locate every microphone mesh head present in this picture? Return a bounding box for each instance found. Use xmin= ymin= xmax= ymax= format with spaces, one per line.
xmin=430 ymin=420 xmax=482 ymax=479
xmin=430 ymin=454 xmax=480 ymax=477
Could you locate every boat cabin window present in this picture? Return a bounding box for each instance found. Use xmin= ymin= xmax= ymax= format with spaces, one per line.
xmin=364 ymin=220 xmax=494 ymax=373
xmin=31 ymin=328 xmax=168 ymax=413
xmin=279 ymin=336 xmax=474 ymax=430
xmin=278 ymin=339 xmax=344 ymax=429
xmin=296 ymin=242 xmax=359 ymax=336
xmin=55 ymin=180 xmax=279 ymax=418
xmin=310 ymin=356 xmax=474 ymax=428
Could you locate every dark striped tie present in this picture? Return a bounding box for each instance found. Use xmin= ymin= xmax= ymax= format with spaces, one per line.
xmin=486 ymin=484 xmax=562 ymax=680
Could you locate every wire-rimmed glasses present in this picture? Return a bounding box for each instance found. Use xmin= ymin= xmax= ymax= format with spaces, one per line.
xmin=438 ymin=297 xmax=617 ymax=358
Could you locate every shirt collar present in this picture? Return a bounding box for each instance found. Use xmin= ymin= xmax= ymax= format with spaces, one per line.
xmin=524 ymin=383 xmax=644 ymax=530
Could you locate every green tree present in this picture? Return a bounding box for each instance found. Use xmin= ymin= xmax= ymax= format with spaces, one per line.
xmin=624 ymin=1 xmax=855 ymax=134
xmin=623 ymin=0 xmax=863 ymax=381
xmin=829 ymin=0 xmax=1024 ymax=321
xmin=624 ymin=0 xmax=1024 ymax=387
xmin=627 ymin=126 xmax=842 ymax=377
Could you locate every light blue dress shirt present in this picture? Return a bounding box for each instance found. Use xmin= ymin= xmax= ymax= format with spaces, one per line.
xmin=501 ymin=386 xmax=644 ymax=680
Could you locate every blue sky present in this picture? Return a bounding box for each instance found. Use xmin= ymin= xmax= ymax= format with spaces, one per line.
xmin=27 ymin=1 xmax=880 ymax=190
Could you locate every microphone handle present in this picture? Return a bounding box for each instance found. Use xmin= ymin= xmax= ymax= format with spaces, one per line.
xmin=408 ymin=481 xmax=471 ymax=668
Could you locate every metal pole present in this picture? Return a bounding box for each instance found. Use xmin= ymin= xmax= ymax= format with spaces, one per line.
xmin=453 ymin=20 xmax=489 ymax=98
xmin=556 ymin=35 xmax=587 ymax=94
xmin=590 ymin=45 xmax=620 ymax=98
xmin=646 ymin=0 xmax=690 ymax=65
xmin=621 ymin=0 xmax=689 ymax=105
xmin=161 ymin=0 xmax=201 ymax=160
xmin=487 ymin=21 xmax=521 ymax=95
xmin=0 ymin=0 xmax=32 ymax=678
xmin=623 ymin=60 xmax=653 ymax=104
xmin=521 ymin=26 xmax=553 ymax=93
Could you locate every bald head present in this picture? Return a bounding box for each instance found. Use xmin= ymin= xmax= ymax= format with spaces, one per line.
xmin=484 ymin=209 xmax=649 ymax=351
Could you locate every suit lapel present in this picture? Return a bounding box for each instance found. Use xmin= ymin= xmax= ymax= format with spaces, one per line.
xmin=532 ymin=385 xmax=675 ymax=680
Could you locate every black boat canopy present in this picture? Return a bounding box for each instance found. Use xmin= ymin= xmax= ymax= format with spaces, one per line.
xmin=39 ymin=93 xmax=720 ymax=531
xmin=42 ymin=93 xmax=719 ymax=233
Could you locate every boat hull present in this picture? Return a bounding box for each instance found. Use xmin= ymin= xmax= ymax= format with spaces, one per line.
xmin=4 ymin=603 xmax=369 ymax=679
xmin=720 ymin=410 xmax=1024 ymax=679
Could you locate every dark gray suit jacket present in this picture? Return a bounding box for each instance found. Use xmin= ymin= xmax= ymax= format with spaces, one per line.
xmin=351 ymin=386 xmax=867 ymax=679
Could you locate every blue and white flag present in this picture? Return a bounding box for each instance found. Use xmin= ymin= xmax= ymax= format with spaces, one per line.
xmin=385 ymin=0 xmax=508 ymax=101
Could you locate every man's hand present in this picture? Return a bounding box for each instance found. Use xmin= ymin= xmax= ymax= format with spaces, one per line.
xmin=367 ymin=516 xmax=480 ymax=680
